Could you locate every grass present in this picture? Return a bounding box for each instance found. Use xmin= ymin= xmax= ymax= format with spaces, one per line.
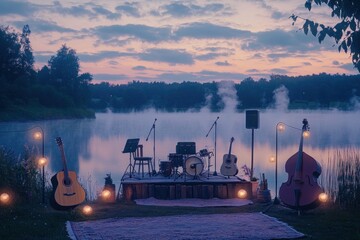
xmin=1 ymin=200 xmax=359 ymax=240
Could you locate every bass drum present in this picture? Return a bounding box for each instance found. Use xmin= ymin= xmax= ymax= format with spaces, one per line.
xmin=184 ymin=156 xmax=204 ymax=176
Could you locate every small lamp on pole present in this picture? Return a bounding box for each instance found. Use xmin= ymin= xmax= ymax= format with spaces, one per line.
xmin=34 ymin=127 xmax=47 ymax=204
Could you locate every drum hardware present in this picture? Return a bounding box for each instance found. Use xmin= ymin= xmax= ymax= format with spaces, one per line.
xmin=199 ymin=149 xmax=209 ymax=157
xmin=206 ymin=117 xmax=220 ymax=176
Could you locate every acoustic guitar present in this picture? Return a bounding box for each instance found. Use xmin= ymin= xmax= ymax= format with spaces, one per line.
xmin=50 ymin=137 xmax=85 ymax=209
xmin=220 ymin=137 xmax=239 ymax=176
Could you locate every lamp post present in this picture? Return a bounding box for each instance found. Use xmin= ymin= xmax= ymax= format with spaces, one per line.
xmin=274 ymin=122 xmax=304 ymax=205
xmin=33 ymin=127 xmax=47 ymax=205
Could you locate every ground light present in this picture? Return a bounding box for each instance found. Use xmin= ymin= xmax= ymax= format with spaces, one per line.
xmin=82 ymin=205 xmax=93 ymax=215
xmin=237 ymin=189 xmax=247 ymax=199
xmin=319 ymin=193 xmax=329 ymax=203
xmin=101 ymin=189 xmax=112 ymax=200
xmin=0 ymin=192 xmax=11 ymax=205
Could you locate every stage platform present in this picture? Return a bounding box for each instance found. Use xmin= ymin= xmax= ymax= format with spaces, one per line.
xmin=120 ymin=172 xmax=257 ymax=201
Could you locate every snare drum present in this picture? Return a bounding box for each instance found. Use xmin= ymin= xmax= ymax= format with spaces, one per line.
xmin=184 ymin=156 xmax=204 ymax=176
xmin=160 ymin=161 xmax=172 ymax=177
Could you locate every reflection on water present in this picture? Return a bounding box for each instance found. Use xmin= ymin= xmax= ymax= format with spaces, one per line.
xmin=1 ymin=110 xmax=360 ymax=199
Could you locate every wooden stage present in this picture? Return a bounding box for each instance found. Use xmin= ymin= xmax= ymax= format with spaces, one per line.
xmin=120 ymin=172 xmax=256 ymax=201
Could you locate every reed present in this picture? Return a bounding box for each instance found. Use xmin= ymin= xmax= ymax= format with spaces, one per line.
xmin=323 ymin=148 xmax=360 ymax=208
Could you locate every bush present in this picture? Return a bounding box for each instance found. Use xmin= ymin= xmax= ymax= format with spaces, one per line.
xmin=0 ymin=146 xmax=42 ymax=204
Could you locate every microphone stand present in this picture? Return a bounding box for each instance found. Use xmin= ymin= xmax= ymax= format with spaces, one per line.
xmin=146 ymin=118 xmax=157 ymax=174
xmin=206 ymin=116 xmax=219 ymax=176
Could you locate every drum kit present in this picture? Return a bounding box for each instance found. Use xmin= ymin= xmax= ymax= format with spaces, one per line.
xmin=159 ymin=148 xmax=212 ymax=180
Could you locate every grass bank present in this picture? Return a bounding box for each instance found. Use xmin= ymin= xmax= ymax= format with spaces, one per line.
xmin=1 ymin=201 xmax=359 ymax=240
xmin=0 ymin=104 xmax=95 ymax=122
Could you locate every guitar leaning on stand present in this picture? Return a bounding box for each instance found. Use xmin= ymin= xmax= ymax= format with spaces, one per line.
xmin=50 ymin=137 xmax=86 ymax=210
xmin=220 ymin=137 xmax=239 ymax=177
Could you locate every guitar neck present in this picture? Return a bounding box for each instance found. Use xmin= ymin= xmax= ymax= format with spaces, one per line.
xmin=59 ymin=145 xmax=70 ymax=180
xmin=228 ymin=137 xmax=234 ymax=156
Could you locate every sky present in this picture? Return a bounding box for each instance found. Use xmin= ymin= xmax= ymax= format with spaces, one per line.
xmin=0 ymin=0 xmax=358 ymax=84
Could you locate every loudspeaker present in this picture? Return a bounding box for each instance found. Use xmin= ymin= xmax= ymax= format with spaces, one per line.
xmin=246 ymin=110 xmax=259 ymax=129
xmin=176 ymin=142 xmax=196 ymax=155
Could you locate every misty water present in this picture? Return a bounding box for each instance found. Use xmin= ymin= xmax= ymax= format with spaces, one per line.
xmin=1 ymin=109 xmax=360 ymax=200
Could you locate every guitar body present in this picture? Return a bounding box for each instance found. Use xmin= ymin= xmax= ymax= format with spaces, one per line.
xmin=51 ymin=137 xmax=86 ymax=210
xmin=220 ymin=154 xmax=238 ymax=176
xmin=52 ymin=171 xmax=86 ymax=208
xmin=220 ymin=137 xmax=239 ymax=176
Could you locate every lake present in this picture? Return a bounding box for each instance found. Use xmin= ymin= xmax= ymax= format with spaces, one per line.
xmin=1 ymin=109 xmax=360 ymax=200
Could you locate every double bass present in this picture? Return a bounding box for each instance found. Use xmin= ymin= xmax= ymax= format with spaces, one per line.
xmin=279 ymin=119 xmax=323 ymax=210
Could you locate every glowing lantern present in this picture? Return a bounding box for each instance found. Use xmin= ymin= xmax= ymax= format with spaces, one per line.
xmin=237 ymin=189 xmax=247 ymax=199
xmin=101 ymin=189 xmax=111 ymax=200
xmin=318 ymin=193 xmax=328 ymax=203
xmin=82 ymin=205 xmax=93 ymax=215
xmin=0 ymin=192 xmax=10 ymax=204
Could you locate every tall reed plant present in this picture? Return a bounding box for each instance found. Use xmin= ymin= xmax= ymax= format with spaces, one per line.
xmin=323 ymin=148 xmax=360 ymax=208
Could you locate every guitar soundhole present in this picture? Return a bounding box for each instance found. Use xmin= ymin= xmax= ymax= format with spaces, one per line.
xmin=63 ymin=178 xmax=72 ymax=186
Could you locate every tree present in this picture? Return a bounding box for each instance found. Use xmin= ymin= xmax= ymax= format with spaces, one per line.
xmin=19 ymin=25 xmax=34 ymax=77
xmin=48 ymin=45 xmax=92 ymax=106
xmin=0 ymin=26 xmax=22 ymax=81
xmin=291 ymin=0 xmax=360 ymax=71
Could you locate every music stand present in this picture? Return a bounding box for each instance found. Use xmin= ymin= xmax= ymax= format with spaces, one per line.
xmin=123 ymin=138 xmax=140 ymax=178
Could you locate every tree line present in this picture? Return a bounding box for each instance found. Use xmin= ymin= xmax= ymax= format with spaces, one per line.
xmin=89 ymin=74 xmax=360 ymax=112
xmin=2 ymin=25 xmax=360 ymax=121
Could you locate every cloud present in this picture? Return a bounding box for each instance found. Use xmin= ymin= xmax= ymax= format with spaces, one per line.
xmin=158 ymin=2 xmax=230 ymax=18
xmin=52 ymin=1 xmax=120 ymax=20
xmin=215 ymin=60 xmax=231 ymax=66
xmin=174 ymin=22 xmax=251 ymax=40
xmin=78 ymin=51 xmax=134 ymax=62
xmin=91 ymin=24 xmax=172 ymax=43
xmin=195 ymin=52 xmax=230 ymax=61
xmin=0 ymin=0 xmax=38 ymax=16
xmin=132 ymin=66 xmax=147 ymax=71
xmin=242 ymin=29 xmax=335 ymax=55
xmin=339 ymin=63 xmax=358 ymax=72
xmin=138 ymin=48 xmax=194 ymax=65
xmin=270 ymin=68 xmax=289 ymax=74
xmin=115 ymin=2 xmax=141 ymax=17
xmin=13 ymin=19 xmax=76 ymax=33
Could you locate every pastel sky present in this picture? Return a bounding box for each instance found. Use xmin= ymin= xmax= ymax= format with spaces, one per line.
xmin=1 ymin=0 xmax=358 ymax=84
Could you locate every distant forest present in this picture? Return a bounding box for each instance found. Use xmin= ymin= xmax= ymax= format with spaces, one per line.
xmin=89 ymin=74 xmax=360 ymax=112
xmin=2 ymin=25 xmax=360 ymax=121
